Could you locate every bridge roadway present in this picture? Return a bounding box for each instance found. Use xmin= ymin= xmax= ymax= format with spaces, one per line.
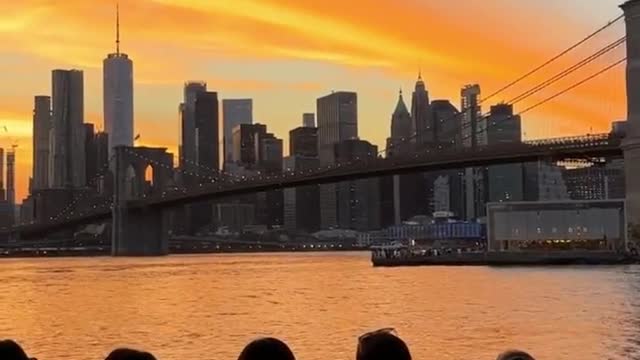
xmin=9 ymin=134 xmax=623 ymax=239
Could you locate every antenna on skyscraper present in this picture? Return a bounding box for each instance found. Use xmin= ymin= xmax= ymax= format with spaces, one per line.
xmin=116 ymin=1 xmax=120 ymax=55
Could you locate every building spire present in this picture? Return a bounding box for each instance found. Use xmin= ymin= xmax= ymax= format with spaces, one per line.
xmin=418 ymin=67 xmax=422 ymax=80
xmin=116 ymin=2 xmax=120 ymax=55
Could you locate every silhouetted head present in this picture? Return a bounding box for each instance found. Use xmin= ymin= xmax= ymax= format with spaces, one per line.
xmin=237 ymin=337 xmax=296 ymax=360
xmin=105 ymin=348 xmax=157 ymax=360
xmin=0 ymin=340 xmax=34 ymax=360
xmin=496 ymin=350 xmax=536 ymax=360
xmin=356 ymin=328 xmax=411 ymax=360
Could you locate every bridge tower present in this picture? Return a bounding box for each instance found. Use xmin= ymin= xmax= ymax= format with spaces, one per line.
xmin=623 ymin=0 xmax=640 ymax=240
xmin=112 ymin=146 xmax=173 ymax=256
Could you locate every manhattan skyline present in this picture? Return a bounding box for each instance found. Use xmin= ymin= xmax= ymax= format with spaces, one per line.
xmin=0 ymin=0 xmax=628 ymax=201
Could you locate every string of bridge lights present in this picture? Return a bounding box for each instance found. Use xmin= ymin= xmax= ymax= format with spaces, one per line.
xmin=48 ymin=155 xmax=116 ymax=222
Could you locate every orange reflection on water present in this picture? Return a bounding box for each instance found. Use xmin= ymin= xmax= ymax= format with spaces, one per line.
xmin=1 ymin=253 xmax=639 ymax=360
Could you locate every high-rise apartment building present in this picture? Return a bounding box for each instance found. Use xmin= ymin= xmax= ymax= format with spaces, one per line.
xmin=223 ymin=99 xmax=253 ymax=169
xmin=32 ymin=96 xmax=51 ymax=190
xmin=103 ymin=5 xmax=133 ymax=155
xmin=317 ymin=91 xmax=357 ymax=229
xmin=50 ymin=69 xmax=85 ymax=188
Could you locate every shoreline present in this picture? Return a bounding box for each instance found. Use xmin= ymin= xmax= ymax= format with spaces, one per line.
xmin=0 ymin=247 xmax=368 ymax=259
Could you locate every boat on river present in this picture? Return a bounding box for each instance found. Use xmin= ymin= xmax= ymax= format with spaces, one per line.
xmin=371 ymin=244 xmax=640 ymax=267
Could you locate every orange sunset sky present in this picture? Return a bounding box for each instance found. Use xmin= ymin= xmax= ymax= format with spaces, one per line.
xmin=0 ymin=0 xmax=630 ymax=202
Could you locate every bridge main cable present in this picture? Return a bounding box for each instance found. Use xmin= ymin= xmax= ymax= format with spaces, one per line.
xmin=481 ymin=14 xmax=624 ymax=103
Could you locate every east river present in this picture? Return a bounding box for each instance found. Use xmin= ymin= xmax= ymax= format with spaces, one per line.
xmin=1 ymin=252 xmax=640 ymax=359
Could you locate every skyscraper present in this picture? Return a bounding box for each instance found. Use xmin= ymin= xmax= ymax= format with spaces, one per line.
xmin=180 ymin=81 xmax=207 ymax=175
xmin=334 ymin=139 xmax=380 ymax=231
xmin=317 ymin=91 xmax=357 ymax=229
xmin=103 ymin=4 xmax=134 ymax=155
xmin=486 ymin=103 xmax=524 ymax=203
xmin=95 ymin=131 xmax=110 ymax=194
xmin=289 ymin=127 xmax=318 ymax=158
xmin=383 ymin=89 xmax=415 ymax=226
xmin=411 ymin=73 xmax=432 ymax=147
xmin=461 ymin=84 xmax=486 ymax=220
xmin=302 ymin=113 xmax=315 ymax=128
xmin=386 ymin=89 xmax=412 ymax=157
xmin=6 ymin=149 xmax=15 ymax=209
xmin=486 ymin=103 xmax=522 ymax=145
xmin=0 ymin=148 xmax=4 ymax=201
xmin=317 ymin=91 xmax=358 ymax=165
xmin=428 ymin=100 xmax=464 ymax=217
xmin=232 ymin=123 xmax=267 ymax=167
xmin=194 ymin=91 xmax=219 ymax=174
xmin=0 ymin=148 xmax=11 ymax=228
xmin=284 ymin=125 xmax=320 ymax=232
xmin=461 ymin=84 xmax=485 ymax=148
xmin=32 ymin=95 xmax=51 ymax=190
xmin=50 ymin=69 xmax=85 ymax=188
xmin=223 ymin=99 xmax=253 ymax=169
xmin=430 ymin=100 xmax=460 ymax=148
xmin=84 ymin=123 xmax=97 ymax=187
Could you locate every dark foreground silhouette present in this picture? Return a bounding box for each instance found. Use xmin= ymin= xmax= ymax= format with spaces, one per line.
xmin=496 ymin=349 xmax=536 ymax=360
xmin=238 ymin=337 xmax=296 ymax=360
xmin=0 ymin=340 xmax=34 ymax=360
xmin=2 ymin=334 xmax=536 ymax=360
xmin=357 ymin=328 xmax=412 ymax=360
xmin=105 ymin=348 xmax=157 ymax=360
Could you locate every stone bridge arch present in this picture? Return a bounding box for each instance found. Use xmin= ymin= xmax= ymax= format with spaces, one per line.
xmin=112 ymin=146 xmax=174 ymax=256
xmin=114 ymin=146 xmax=174 ymax=201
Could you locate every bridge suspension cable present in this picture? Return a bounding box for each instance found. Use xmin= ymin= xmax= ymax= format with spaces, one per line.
xmin=481 ymin=14 xmax=624 ymax=103
xmin=518 ymin=57 xmax=627 ymax=116
xmin=507 ymin=36 xmax=626 ymax=105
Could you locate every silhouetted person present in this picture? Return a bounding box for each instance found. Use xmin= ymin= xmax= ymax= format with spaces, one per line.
xmin=105 ymin=348 xmax=157 ymax=360
xmin=496 ymin=350 xmax=536 ymax=360
xmin=0 ymin=340 xmax=34 ymax=360
xmin=237 ymin=337 xmax=296 ymax=360
xmin=356 ymin=328 xmax=411 ymax=360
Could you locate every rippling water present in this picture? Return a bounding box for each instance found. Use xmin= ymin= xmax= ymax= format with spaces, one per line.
xmin=2 ymin=252 xmax=640 ymax=359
